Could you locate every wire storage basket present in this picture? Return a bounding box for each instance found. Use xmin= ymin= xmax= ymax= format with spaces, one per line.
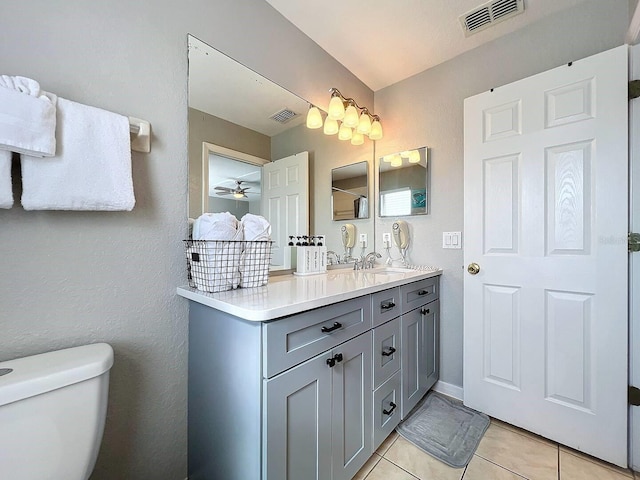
xmin=184 ymin=240 xmax=273 ymax=293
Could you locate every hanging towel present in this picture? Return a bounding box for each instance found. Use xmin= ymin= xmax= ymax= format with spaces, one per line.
xmin=0 ymin=150 xmax=13 ymax=209
xmin=20 ymin=97 xmax=135 ymax=211
xmin=0 ymin=78 xmax=57 ymax=157
xmin=0 ymin=75 xmax=42 ymax=96
xmin=357 ymin=197 xmax=368 ymax=218
xmin=239 ymin=214 xmax=271 ymax=288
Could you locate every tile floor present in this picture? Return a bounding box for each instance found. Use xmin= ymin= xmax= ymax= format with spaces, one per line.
xmin=354 ymin=418 xmax=638 ymax=480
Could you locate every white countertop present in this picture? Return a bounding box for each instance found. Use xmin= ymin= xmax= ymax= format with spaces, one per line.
xmin=177 ymin=266 xmax=442 ymax=321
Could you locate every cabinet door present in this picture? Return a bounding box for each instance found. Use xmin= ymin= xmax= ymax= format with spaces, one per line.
xmin=331 ymin=332 xmax=373 ymax=480
xmin=401 ymin=301 xmax=440 ymax=418
xmin=264 ymin=353 xmax=332 ymax=480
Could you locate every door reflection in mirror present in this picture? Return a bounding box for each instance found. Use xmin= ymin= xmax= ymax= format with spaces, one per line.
xmin=379 ymin=147 xmax=429 ymax=217
xmin=331 ymin=161 xmax=369 ymax=221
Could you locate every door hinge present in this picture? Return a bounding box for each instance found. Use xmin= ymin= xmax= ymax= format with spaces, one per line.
xmin=630 ymin=386 xmax=640 ymax=406
xmin=630 ymin=80 xmax=640 ymax=100
xmin=630 ymin=233 xmax=640 ymax=252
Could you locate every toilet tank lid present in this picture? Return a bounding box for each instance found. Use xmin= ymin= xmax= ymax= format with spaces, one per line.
xmin=0 ymin=343 xmax=114 ymax=407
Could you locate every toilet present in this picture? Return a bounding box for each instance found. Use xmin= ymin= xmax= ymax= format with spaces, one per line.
xmin=0 ymin=343 xmax=114 ymax=480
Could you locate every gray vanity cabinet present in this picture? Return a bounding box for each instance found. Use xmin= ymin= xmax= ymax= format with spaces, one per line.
xmin=265 ymin=331 xmax=372 ymax=480
xmin=401 ymin=299 xmax=440 ymax=417
xmin=186 ymin=274 xmax=440 ymax=480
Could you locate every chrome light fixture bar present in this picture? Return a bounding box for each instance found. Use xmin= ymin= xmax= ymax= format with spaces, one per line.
xmin=306 ymin=88 xmax=383 ymax=144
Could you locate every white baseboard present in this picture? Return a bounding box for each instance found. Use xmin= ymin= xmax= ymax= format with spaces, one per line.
xmin=433 ymin=380 xmax=463 ymax=401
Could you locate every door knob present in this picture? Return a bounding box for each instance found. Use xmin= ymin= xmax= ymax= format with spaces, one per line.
xmin=467 ymin=263 xmax=480 ymax=275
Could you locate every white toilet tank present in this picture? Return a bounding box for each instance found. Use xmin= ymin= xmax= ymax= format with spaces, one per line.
xmin=0 ymin=343 xmax=114 ymax=480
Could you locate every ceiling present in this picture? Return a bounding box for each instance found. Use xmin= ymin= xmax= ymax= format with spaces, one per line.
xmin=265 ymin=0 xmax=591 ymax=91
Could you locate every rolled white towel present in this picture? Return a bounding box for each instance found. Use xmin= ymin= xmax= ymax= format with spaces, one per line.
xmin=194 ymin=212 xmax=243 ymax=241
xmin=0 ymin=150 xmax=13 ymax=209
xmin=241 ymin=213 xmax=271 ymax=240
xmin=0 ymin=75 xmax=41 ymax=96
xmin=0 ymin=86 xmax=57 ymax=157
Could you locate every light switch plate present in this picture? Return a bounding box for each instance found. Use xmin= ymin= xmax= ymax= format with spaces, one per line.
xmin=443 ymin=232 xmax=462 ymax=249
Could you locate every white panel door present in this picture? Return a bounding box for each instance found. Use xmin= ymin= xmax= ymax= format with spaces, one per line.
xmin=464 ymin=46 xmax=628 ymax=467
xmin=262 ymin=152 xmax=309 ymax=267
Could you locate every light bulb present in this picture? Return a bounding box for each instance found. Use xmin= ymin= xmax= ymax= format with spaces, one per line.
xmin=356 ymin=112 xmax=372 ymax=135
xmin=369 ymin=119 xmax=383 ymax=140
xmin=323 ymin=117 xmax=339 ymax=135
xmin=233 ymin=192 xmax=244 ymax=199
xmin=343 ymin=103 xmax=359 ymax=128
xmin=328 ymin=95 xmax=345 ymax=120
xmin=400 ymin=151 xmax=411 ymax=158
xmin=351 ymin=132 xmax=364 ymax=145
xmin=390 ymin=155 xmax=402 ymax=167
xmin=306 ymin=106 xmax=323 ymax=129
xmin=409 ymin=150 xmax=421 ymax=163
xmin=338 ymin=124 xmax=352 ymax=141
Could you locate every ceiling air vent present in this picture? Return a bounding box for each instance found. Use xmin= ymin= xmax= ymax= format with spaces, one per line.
xmin=460 ymin=0 xmax=524 ymax=37
xmin=269 ymin=108 xmax=299 ymax=124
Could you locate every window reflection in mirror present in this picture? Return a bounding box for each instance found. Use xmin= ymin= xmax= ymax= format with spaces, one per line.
xmin=331 ymin=161 xmax=368 ymax=220
xmin=378 ymin=147 xmax=429 ymax=217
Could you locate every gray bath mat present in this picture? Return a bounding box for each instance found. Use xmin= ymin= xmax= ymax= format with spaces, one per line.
xmin=396 ymin=392 xmax=490 ymax=468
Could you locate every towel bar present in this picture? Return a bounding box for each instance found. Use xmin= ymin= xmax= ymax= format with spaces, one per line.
xmin=128 ymin=117 xmax=151 ymax=153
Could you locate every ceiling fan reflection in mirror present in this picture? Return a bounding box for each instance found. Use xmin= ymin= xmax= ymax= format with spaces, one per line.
xmin=214 ymin=180 xmax=253 ymax=199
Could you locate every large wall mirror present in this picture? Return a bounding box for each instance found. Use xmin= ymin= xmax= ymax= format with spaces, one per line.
xmin=331 ymin=161 xmax=368 ymax=220
xmin=187 ymin=34 xmax=375 ymax=263
xmin=378 ymin=147 xmax=429 ymax=217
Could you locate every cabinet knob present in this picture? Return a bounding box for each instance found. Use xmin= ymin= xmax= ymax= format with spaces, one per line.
xmin=383 ymin=402 xmax=397 ymax=416
xmin=381 ymin=346 xmax=396 ymax=357
xmin=417 ymin=290 xmax=428 ymax=296
xmin=326 ymin=353 xmax=343 ymax=368
xmin=420 ymin=308 xmax=430 ymax=315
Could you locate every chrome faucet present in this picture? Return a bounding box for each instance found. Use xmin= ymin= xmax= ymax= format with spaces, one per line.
xmin=364 ymin=252 xmax=382 ymax=269
xmin=326 ymin=250 xmax=340 ymax=265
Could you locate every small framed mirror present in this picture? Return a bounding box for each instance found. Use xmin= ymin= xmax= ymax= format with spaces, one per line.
xmin=378 ymin=147 xmax=429 ymax=217
xmin=331 ymin=161 xmax=369 ymax=220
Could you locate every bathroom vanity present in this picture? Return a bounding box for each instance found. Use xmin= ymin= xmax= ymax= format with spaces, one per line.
xmin=177 ymin=267 xmax=441 ymax=480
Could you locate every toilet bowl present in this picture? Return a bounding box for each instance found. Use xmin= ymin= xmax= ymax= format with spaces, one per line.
xmin=0 ymin=343 xmax=114 ymax=480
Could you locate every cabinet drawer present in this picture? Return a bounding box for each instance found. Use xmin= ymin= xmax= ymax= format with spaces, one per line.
xmin=400 ymin=276 xmax=438 ymax=314
xmin=263 ymin=296 xmax=371 ymax=378
xmin=371 ymin=287 xmax=401 ymax=327
xmin=373 ymin=370 xmax=401 ymax=450
xmin=372 ymin=317 xmax=401 ymax=389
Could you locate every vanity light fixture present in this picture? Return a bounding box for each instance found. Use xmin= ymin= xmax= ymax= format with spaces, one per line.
xmin=306 ymin=88 xmax=383 ymax=143
xmin=306 ymin=105 xmax=323 ymax=129
xmin=401 ymin=150 xmax=422 ymax=164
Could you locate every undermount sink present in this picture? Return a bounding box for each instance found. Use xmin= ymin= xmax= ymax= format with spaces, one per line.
xmin=369 ymin=266 xmax=411 ymax=274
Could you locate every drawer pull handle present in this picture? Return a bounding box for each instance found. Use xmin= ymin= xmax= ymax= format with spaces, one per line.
xmin=421 ymin=308 xmax=430 ymax=315
xmin=326 ymin=353 xmax=343 ymax=368
xmin=383 ymin=402 xmax=397 ymax=416
xmin=381 ymin=346 xmax=396 ymax=357
xmin=418 ymin=289 xmax=429 ymax=296
xmin=321 ymin=322 xmax=342 ymax=333
xmin=380 ymin=301 xmax=396 ymax=310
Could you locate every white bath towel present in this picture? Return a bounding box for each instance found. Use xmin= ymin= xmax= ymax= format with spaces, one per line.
xmin=240 ymin=213 xmax=271 ymax=240
xmin=0 ymin=75 xmax=42 ymax=96
xmin=191 ymin=212 xmax=243 ymax=292
xmin=239 ymin=214 xmax=271 ymax=288
xmin=0 ymin=85 xmax=57 ymax=157
xmin=194 ymin=212 xmax=243 ymax=241
xmin=0 ymin=150 xmax=13 ymax=209
xmin=20 ymin=97 xmax=135 ymax=211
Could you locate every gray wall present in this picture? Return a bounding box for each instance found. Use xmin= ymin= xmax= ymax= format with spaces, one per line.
xmin=0 ymin=1 xmax=370 ymax=479
xmin=373 ymin=0 xmax=629 ymax=388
